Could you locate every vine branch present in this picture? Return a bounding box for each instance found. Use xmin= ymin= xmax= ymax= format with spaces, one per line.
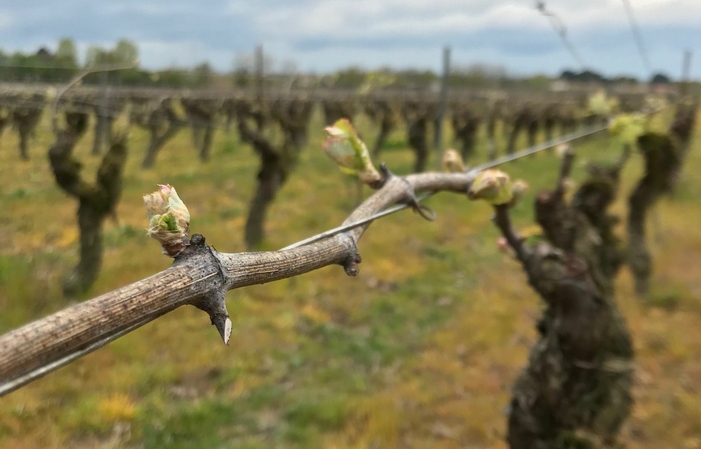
xmin=0 ymin=170 xmax=475 ymax=396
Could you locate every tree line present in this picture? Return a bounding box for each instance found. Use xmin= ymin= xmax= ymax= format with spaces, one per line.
xmin=0 ymin=38 xmax=214 ymax=87
xmin=0 ymin=38 xmax=684 ymax=92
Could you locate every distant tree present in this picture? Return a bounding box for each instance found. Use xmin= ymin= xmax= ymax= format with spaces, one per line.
xmin=650 ymin=72 xmax=671 ymax=84
xmin=560 ymin=69 xmax=577 ymax=81
xmin=332 ymin=67 xmax=367 ymax=89
xmin=84 ymin=46 xmax=109 ymax=66
xmin=114 ymin=40 xmax=139 ymax=65
xmin=560 ymin=69 xmax=608 ymax=84
xmin=35 ymin=47 xmax=53 ymax=61
xmin=84 ymin=40 xmax=139 ymax=85
xmin=85 ymin=40 xmax=138 ymax=67
xmin=192 ymin=62 xmax=213 ymax=86
xmin=578 ymin=69 xmax=607 ymax=83
xmin=56 ymin=38 xmax=78 ymax=68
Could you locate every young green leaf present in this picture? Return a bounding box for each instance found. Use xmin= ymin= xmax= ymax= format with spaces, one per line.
xmin=323 ymin=119 xmax=382 ymax=185
xmin=608 ymin=113 xmax=647 ymax=145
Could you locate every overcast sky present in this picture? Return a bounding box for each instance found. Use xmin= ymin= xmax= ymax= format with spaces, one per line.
xmin=0 ymin=0 xmax=697 ymax=79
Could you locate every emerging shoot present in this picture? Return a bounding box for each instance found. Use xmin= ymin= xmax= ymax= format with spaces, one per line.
xmin=609 ymin=113 xmax=648 ymax=145
xmin=588 ymin=90 xmax=619 ymax=117
xmin=467 ymin=169 xmax=513 ymax=205
xmin=323 ymin=119 xmax=382 ymax=185
xmin=143 ymin=184 xmax=191 ymax=257
xmin=442 ymin=149 xmax=466 ymax=173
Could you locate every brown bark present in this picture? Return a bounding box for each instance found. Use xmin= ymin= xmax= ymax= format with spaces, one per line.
xmin=140 ymin=99 xmax=184 ymax=169
xmin=364 ymin=99 xmax=398 ymax=157
xmin=506 ymin=105 xmax=537 ymax=154
xmin=91 ymin=112 xmax=108 ymax=155
xmin=542 ymin=104 xmax=559 ymax=143
xmin=270 ymin=97 xmax=314 ymax=150
xmin=402 ymin=100 xmax=433 ymax=172
xmin=494 ymin=150 xmax=634 ymax=448
xmin=559 ymin=104 xmax=579 ymax=137
xmin=0 ymin=108 xmax=9 ymax=148
xmin=451 ymin=104 xmax=481 ymax=160
xmin=486 ymin=100 xmax=504 ymax=160
xmin=628 ymin=131 xmax=682 ymax=296
xmin=236 ymin=100 xmax=305 ymax=249
xmin=221 ymin=98 xmax=237 ymax=132
xmin=322 ymin=98 xmax=357 ymax=125
xmin=90 ymin=97 xmax=123 ymax=156
xmin=181 ymin=98 xmax=220 ymax=162
xmin=48 ymin=122 xmax=128 ymax=296
xmin=526 ymin=111 xmax=539 ymax=148
xmin=11 ymin=98 xmax=44 ymax=161
xmin=244 ymin=165 xmax=282 ymax=250
xmin=666 ymin=103 xmax=697 ymax=191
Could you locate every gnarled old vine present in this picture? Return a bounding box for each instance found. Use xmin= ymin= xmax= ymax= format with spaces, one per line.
xmin=401 ymin=98 xmax=435 ymax=172
xmin=484 ymin=147 xmax=634 ymax=448
xmin=450 ymin=102 xmax=482 ymax=161
xmin=91 ymin=95 xmax=125 ymax=156
xmin=132 ymin=97 xmax=183 ymax=169
xmin=627 ymin=105 xmax=698 ymax=296
xmin=181 ymin=97 xmax=221 ymax=162
xmin=322 ymin=97 xmax=357 ymax=126
xmin=48 ymin=110 xmax=128 ymax=295
xmin=505 ymin=102 xmax=539 ymax=155
xmin=235 ymin=96 xmax=314 ymax=249
xmin=10 ymin=93 xmax=45 ymax=160
xmin=363 ymin=97 xmax=399 ymax=157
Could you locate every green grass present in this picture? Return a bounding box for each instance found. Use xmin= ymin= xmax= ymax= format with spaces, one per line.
xmin=1 ymin=107 xmax=701 ymax=449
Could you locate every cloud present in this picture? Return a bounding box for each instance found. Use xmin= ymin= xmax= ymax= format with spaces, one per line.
xmin=0 ymin=9 xmax=12 ymax=30
xmin=0 ymin=0 xmax=697 ymax=78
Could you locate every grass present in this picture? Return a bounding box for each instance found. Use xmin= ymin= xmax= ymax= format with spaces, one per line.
xmin=1 ymin=107 xmax=701 ymax=448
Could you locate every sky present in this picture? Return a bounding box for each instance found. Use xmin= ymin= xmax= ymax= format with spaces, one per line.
xmin=0 ymin=0 xmax=698 ymax=79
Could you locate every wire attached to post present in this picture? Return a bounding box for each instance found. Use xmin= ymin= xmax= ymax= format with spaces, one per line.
xmin=535 ymin=1 xmax=586 ymax=70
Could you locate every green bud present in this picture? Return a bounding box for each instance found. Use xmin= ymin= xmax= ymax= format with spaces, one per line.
xmin=468 ymin=169 xmax=513 ymax=205
xmin=143 ymin=184 xmax=191 ymax=257
xmin=323 ymin=119 xmax=382 ymax=185
xmin=442 ymin=149 xmax=466 ymax=173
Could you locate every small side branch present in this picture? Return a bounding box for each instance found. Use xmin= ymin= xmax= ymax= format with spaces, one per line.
xmin=554 ymin=145 xmax=575 ymax=201
xmin=492 ymin=204 xmax=531 ymax=264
